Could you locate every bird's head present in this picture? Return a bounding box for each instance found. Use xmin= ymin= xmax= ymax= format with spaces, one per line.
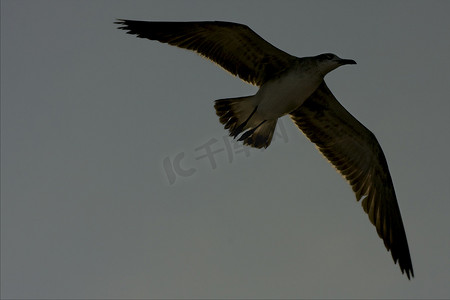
xmin=314 ymin=53 xmax=356 ymax=75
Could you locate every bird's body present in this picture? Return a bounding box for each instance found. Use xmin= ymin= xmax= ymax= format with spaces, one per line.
xmin=254 ymin=60 xmax=322 ymax=119
xmin=116 ymin=19 xmax=414 ymax=279
xmin=214 ymin=60 xmax=327 ymax=146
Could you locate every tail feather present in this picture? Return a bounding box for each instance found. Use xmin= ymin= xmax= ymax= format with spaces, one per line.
xmin=240 ymin=119 xmax=277 ymax=148
xmin=214 ymin=97 xmax=277 ymax=149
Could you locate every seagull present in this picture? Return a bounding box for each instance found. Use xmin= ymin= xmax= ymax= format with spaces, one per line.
xmin=115 ymin=19 xmax=414 ymax=279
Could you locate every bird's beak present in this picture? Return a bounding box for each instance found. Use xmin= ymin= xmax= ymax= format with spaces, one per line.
xmin=339 ymin=58 xmax=357 ymax=65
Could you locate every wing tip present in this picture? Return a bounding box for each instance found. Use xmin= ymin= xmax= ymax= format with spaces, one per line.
xmin=402 ymin=266 xmax=414 ymax=280
xmin=392 ymin=248 xmax=414 ymax=280
xmin=401 ymin=258 xmax=414 ymax=280
xmin=114 ymin=18 xmax=127 ymax=25
xmin=114 ymin=18 xmax=131 ymax=31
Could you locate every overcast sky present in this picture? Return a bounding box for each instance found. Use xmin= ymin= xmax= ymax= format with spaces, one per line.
xmin=2 ymin=0 xmax=450 ymax=299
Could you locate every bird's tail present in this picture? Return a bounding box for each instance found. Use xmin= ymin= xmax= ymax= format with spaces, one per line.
xmin=214 ymin=96 xmax=277 ymax=149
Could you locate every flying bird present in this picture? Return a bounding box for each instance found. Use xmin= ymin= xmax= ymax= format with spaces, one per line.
xmin=115 ymin=19 xmax=413 ymax=279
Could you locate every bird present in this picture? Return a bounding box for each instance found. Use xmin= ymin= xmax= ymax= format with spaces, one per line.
xmin=115 ymin=19 xmax=414 ymax=279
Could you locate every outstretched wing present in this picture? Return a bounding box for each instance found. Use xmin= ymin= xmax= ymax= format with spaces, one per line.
xmin=290 ymin=82 xmax=414 ymax=279
xmin=115 ymin=20 xmax=297 ymax=86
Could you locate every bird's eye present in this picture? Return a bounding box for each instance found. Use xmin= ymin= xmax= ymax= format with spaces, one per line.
xmin=325 ymin=54 xmax=334 ymax=60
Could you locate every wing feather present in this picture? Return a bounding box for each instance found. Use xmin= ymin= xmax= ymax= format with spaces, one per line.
xmin=290 ymin=82 xmax=414 ymax=279
xmin=115 ymin=20 xmax=297 ymax=85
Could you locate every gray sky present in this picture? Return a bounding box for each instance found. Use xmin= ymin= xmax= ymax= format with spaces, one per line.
xmin=2 ymin=0 xmax=450 ymax=298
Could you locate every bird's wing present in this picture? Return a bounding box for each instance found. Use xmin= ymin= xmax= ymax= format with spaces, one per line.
xmin=115 ymin=20 xmax=297 ymax=86
xmin=290 ymin=82 xmax=414 ymax=279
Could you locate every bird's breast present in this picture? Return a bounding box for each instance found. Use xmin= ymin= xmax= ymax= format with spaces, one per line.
xmin=254 ymin=69 xmax=323 ymax=120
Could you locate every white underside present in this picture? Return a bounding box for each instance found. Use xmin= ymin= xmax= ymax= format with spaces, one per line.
xmin=249 ymin=67 xmax=323 ymax=124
